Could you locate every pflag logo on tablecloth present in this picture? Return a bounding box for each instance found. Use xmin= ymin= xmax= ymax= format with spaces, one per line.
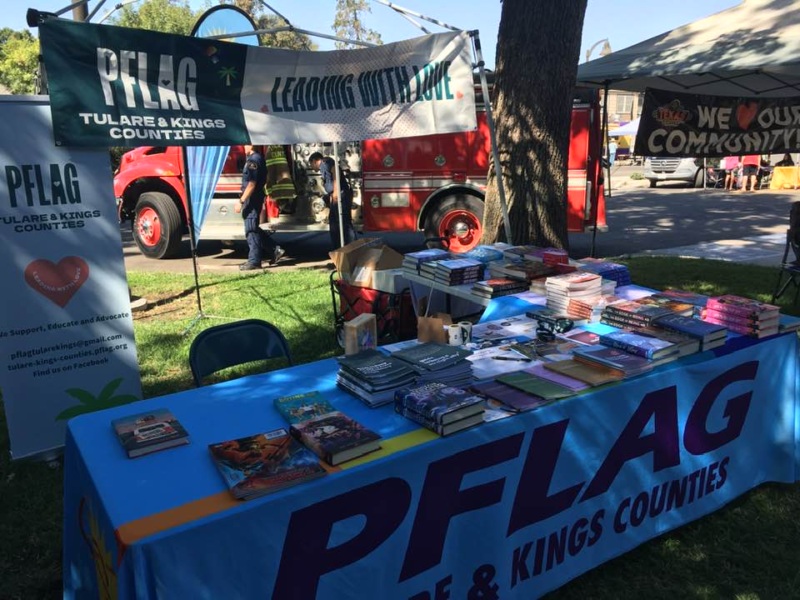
xmin=24 ymin=256 xmax=89 ymax=307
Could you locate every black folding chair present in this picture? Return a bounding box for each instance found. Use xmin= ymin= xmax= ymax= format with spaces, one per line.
xmin=772 ymin=202 xmax=800 ymax=305
xmin=189 ymin=319 xmax=293 ymax=386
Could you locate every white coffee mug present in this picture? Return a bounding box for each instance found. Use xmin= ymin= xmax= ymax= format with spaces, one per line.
xmin=458 ymin=321 xmax=473 ymax=344
xmin=447 ymin=324 xmax=463 ymax=346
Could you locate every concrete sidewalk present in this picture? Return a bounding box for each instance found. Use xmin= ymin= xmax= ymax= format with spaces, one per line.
xmin=637 ymin=233 xmax=787 ymax=267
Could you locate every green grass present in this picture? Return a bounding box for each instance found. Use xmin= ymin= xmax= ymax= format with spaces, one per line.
xmin=1 ymin=258 xmax=799 ymax=599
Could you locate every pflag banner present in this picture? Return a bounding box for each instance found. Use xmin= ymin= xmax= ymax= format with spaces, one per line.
xmin=0 ymin=97 xmax=142 ymax=459
xmin=635 ymin=87 xmax=800 ymax=158
xmin=39 ymin=19 xmax=477 ymax=147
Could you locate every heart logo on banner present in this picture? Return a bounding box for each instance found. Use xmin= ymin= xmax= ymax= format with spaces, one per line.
xmin=736 ymin=102 xmax=759 ymax=130
xmin=24 ymin=257 xmax=90 ymax=308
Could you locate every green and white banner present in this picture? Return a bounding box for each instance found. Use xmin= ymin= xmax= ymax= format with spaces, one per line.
xmin=39 ymin=20 xmax=477 ymax=147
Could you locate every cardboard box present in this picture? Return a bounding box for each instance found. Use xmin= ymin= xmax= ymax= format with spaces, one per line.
xmin=344 ymin=313 xmax=378 ymax=355
xmin=331 ymin=239 xmax=404 ymax=289
xmin=369 ymin=268 xmax=409 ymax=295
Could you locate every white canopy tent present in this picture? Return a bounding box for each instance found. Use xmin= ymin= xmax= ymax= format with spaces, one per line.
xmin=608 ymin=117 xmax=640 ymax=137
xmin=577 ymin=0 xmax=800 ymax=98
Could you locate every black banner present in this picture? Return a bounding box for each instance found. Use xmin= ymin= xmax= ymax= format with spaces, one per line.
xmin=634 ymin=88 xmax=800 ymax=158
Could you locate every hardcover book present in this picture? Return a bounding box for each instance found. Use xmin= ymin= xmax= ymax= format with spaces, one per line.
xmin=111 ymin=408 xmax=189 ymax=458
xmin=208 ymin=428 xmax=326 ymax=500
xmin=705 ymin=294 xmax=780 ymax=318
xmin=657 ymin=288 xmax=710 ymax=308
xmin=343 ymin=313 xmax=378 ymax=355
xmin=395 ymin=404 xmax=484 ymax=436
xmin=634 ymin=294 xmax=694 ymax=316
xmin=653 ymin=313 xmax=728 ymax=344
xmin=274 ymin=391 xmax=337 ymax=424
xmin=291 ymin=411 xmax=382 ymax=466
xmin=598 ymin=330 xmax=679 ymax=360
xmin=523 ymin=363 xmax=591 ymax=392
xmin=394 ymin=382 xmax=485 ymax=425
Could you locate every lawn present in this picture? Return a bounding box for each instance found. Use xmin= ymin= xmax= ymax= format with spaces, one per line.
xmin=1 ymin=257 xmax=799 ymax=599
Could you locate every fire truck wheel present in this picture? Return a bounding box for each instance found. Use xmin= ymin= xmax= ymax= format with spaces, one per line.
xmin=423 ymin=194 xmax=484 ymax=253
xmin=133 ymin=192 xmax=184 ymax=259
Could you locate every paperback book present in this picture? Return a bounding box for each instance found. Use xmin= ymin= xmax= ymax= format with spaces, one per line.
xmin=495 ymin=371 xmax=576 ymax=400
xmin=542 ymin=359 xmax=625 ymax=386
xmin=208 ymin=428 xmax=326 ymax=500
xmin=111 ymin=408 xmax=189 ymax=458
xmin=598 ymin=330 xmax=679 ymax=360
xmin=470 ymin=380 xmax=557 ymax=412
xmin=705 ymin=294 xmax=780 ymax=318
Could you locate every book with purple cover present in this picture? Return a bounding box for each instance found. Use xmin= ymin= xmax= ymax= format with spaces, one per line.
xmin=571 ymin=346 xmax=653 ymax=377
xmin=524 ymin=363 xmax=590 ymax=392
xmin=598 ymin=330 xmax=679 ymax=360
xmin=705 ymin=294 xmax=780 ymax=318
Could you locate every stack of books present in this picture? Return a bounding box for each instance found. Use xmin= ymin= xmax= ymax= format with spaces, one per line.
xmin=401 ymin=248 xmax=450 ymax=276
xmin=503 ymin=245 xmax=545 ymax=263
xmin=394 ymin=382 xmax=485 ymax=435
xmin=487 ymin=260 xmax=559 ymax=283
xmin=629 ymin=324 xmax=701 ymax=357
xmin=525 ymin=246 xmax=570 ymax=265
xmin=336 ymin=349 xmax=418 ymax=407
xmin=471 ymin=277 xmax=529 ymax=299
xmin=274 ymin=391 xmax=382 ymax=466
xmin=545 ymin=271 xmax=603 ymax=314
xmin=651 ymin=312 xmax=727 ymax=350
xmin=392 ymin=342 xmax=474 ymax=387
xmin=635 ymin=293 xmax=695 ymax=316
xmin=702 ymin=294 xmax=780 ymax=338
xmin=433 ymin=257 xmax=484 ymax=286
xmin=600 ymin=300 xmax=674 ymax=329
xmin=208 ymin=428 xmax=326 ymax=501
xmin=461 ymin=244 xmax=507 ymax=265
xmin=571 ymin=345 xmax=654 ymax=378
xmin=574 ymin=259 xmax=633 ymax=286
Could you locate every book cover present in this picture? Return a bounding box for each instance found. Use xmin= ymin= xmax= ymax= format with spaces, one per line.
xmin=111 ymin=408 xmax=189 ymax=458
xmin=543 ymin=359 xmax=625 ymax=386
xmin=337 ymin=349 xmax=416 ymax=384
xmin=394 ymin=382 xmax=485 ymax=425
xmin=208 ymin=428 xmax=326 ymax=500
xmin=603 ymin=301 xmax=674 ymax=324
xmin=460 ymin=245 xmax=506 ymax=264
xmin=705 ymin=295 xmax=780 ymax=318
xmin=631 ymin=325 xmax=701 ymax=356
xmin=598 ymin=330 xmax=679 ymax=360
xmin=523 ymin=363 xmax=591 ymax=392
xmin=572 ymin=346 xmax=653 ymax=377
xmin=653 ymin=313 xmax=728 ymax=343
xmin=291 ymin=411 xmax=382 ymax=466
xmin=392 ymin=343 xmax=471 ymax=372
xmin=496 ymin=371 xmax=576 ymax=400
xmin=343 ymin=313 xmax=378 ymax=355
xmin=470 ymin=380 xmax=556 ymax=412
xmin=274 ymin=391 xmax=337 ymax=424
xmin=657 ymin=288 xmax=710 ymax=308
xmin=395 ymin=404 xmax=485 ymax=436
xmin=635 ymin=294 xmax=694 ymax=316
xmin=702 ymin=307 xmax=780 ymax=326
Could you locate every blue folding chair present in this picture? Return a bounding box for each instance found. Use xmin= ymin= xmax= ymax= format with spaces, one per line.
xmin=189 ymin=319 xmax=293 ymax=386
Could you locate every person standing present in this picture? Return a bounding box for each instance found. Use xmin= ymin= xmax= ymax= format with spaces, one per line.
xmin=309 ymin=151 xmax=356 ymax=249
xmin=741 ymin=154 xmax=760 ymax=192
xmin=607 ymin=140 xmax=618 ymax=167
xmin=723 ymin=155 xmax=741 ymax=191
xmin=234 ymin=145 xmax=284 ymax=270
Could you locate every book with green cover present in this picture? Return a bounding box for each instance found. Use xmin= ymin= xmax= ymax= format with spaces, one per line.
xmin=274 ymin=391 xmax=336 ymax=424
xmin=495 ymin=371 xmax=575 ymax=400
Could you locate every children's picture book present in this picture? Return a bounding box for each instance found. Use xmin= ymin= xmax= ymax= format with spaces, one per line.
xmin=394 ymin=382 xmax=485 ymax=425
xmin=111 ymin=408 xmax=189 ymax=458
xmin=274 ymin=391 xmax=337 ymax=423
xmin=208 ymin=428 xmax=326 ymax=500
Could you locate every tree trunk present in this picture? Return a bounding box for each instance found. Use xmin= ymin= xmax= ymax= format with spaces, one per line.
xmin=481 ymin=0 xmax=587 ymax=250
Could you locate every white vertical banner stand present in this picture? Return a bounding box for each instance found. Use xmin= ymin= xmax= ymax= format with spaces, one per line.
xmin=0 ymin=96 xmax=142 ymax=460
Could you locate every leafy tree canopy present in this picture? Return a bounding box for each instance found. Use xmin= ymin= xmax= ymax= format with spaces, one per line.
xmin=333 ymin=0 xmax=382 ymax=49
xmin=0 ymin=29 xmax=39 ymax=94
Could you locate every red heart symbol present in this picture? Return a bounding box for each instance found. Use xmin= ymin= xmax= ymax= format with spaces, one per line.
xmin=456 ymin=91 xmax=464 ymax=99
xmin=24 ymin=257 xmax=90 ymax=308
xmin=736 ymin=102 xmax=758 ymax=130
xmin=260 ymin=104 xmax=269 ymax=113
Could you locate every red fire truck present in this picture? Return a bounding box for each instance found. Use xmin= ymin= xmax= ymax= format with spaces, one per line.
xmin=114 ymin=88 xmax=607 ymax=259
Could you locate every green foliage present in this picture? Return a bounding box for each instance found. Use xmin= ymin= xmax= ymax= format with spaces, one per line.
xmin=630 ymin=171 xmax=644 ymax=180
xmin=0 ymin=29 xmax=39 ymax=94
xmin=109 ymin=0 xmax=199 ymax=35
xmin=333 ymin=0 xmax=382 ymax=49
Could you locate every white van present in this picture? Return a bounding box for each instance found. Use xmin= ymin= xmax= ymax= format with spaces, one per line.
xmin=644 ymin=157 xmax=704 ymax=188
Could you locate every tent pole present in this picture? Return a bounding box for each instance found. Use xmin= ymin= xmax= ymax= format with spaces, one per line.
xmin=181 ymin=148 xmax=207 ymax=335
xmin=591 ymin=83 xmax=610 ymax=258
xmin=332 ymin=142 xmax=346 ymax=248
xmin=471 ymin=31 xmax=512 ymax=245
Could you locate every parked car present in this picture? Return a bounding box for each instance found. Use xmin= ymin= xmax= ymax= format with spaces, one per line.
xmin=644 ymin=157 xmax=705 ymax=188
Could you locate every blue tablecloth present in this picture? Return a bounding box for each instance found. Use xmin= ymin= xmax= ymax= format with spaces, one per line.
xmin=63 ymin=332 xmax=800 ymax=599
